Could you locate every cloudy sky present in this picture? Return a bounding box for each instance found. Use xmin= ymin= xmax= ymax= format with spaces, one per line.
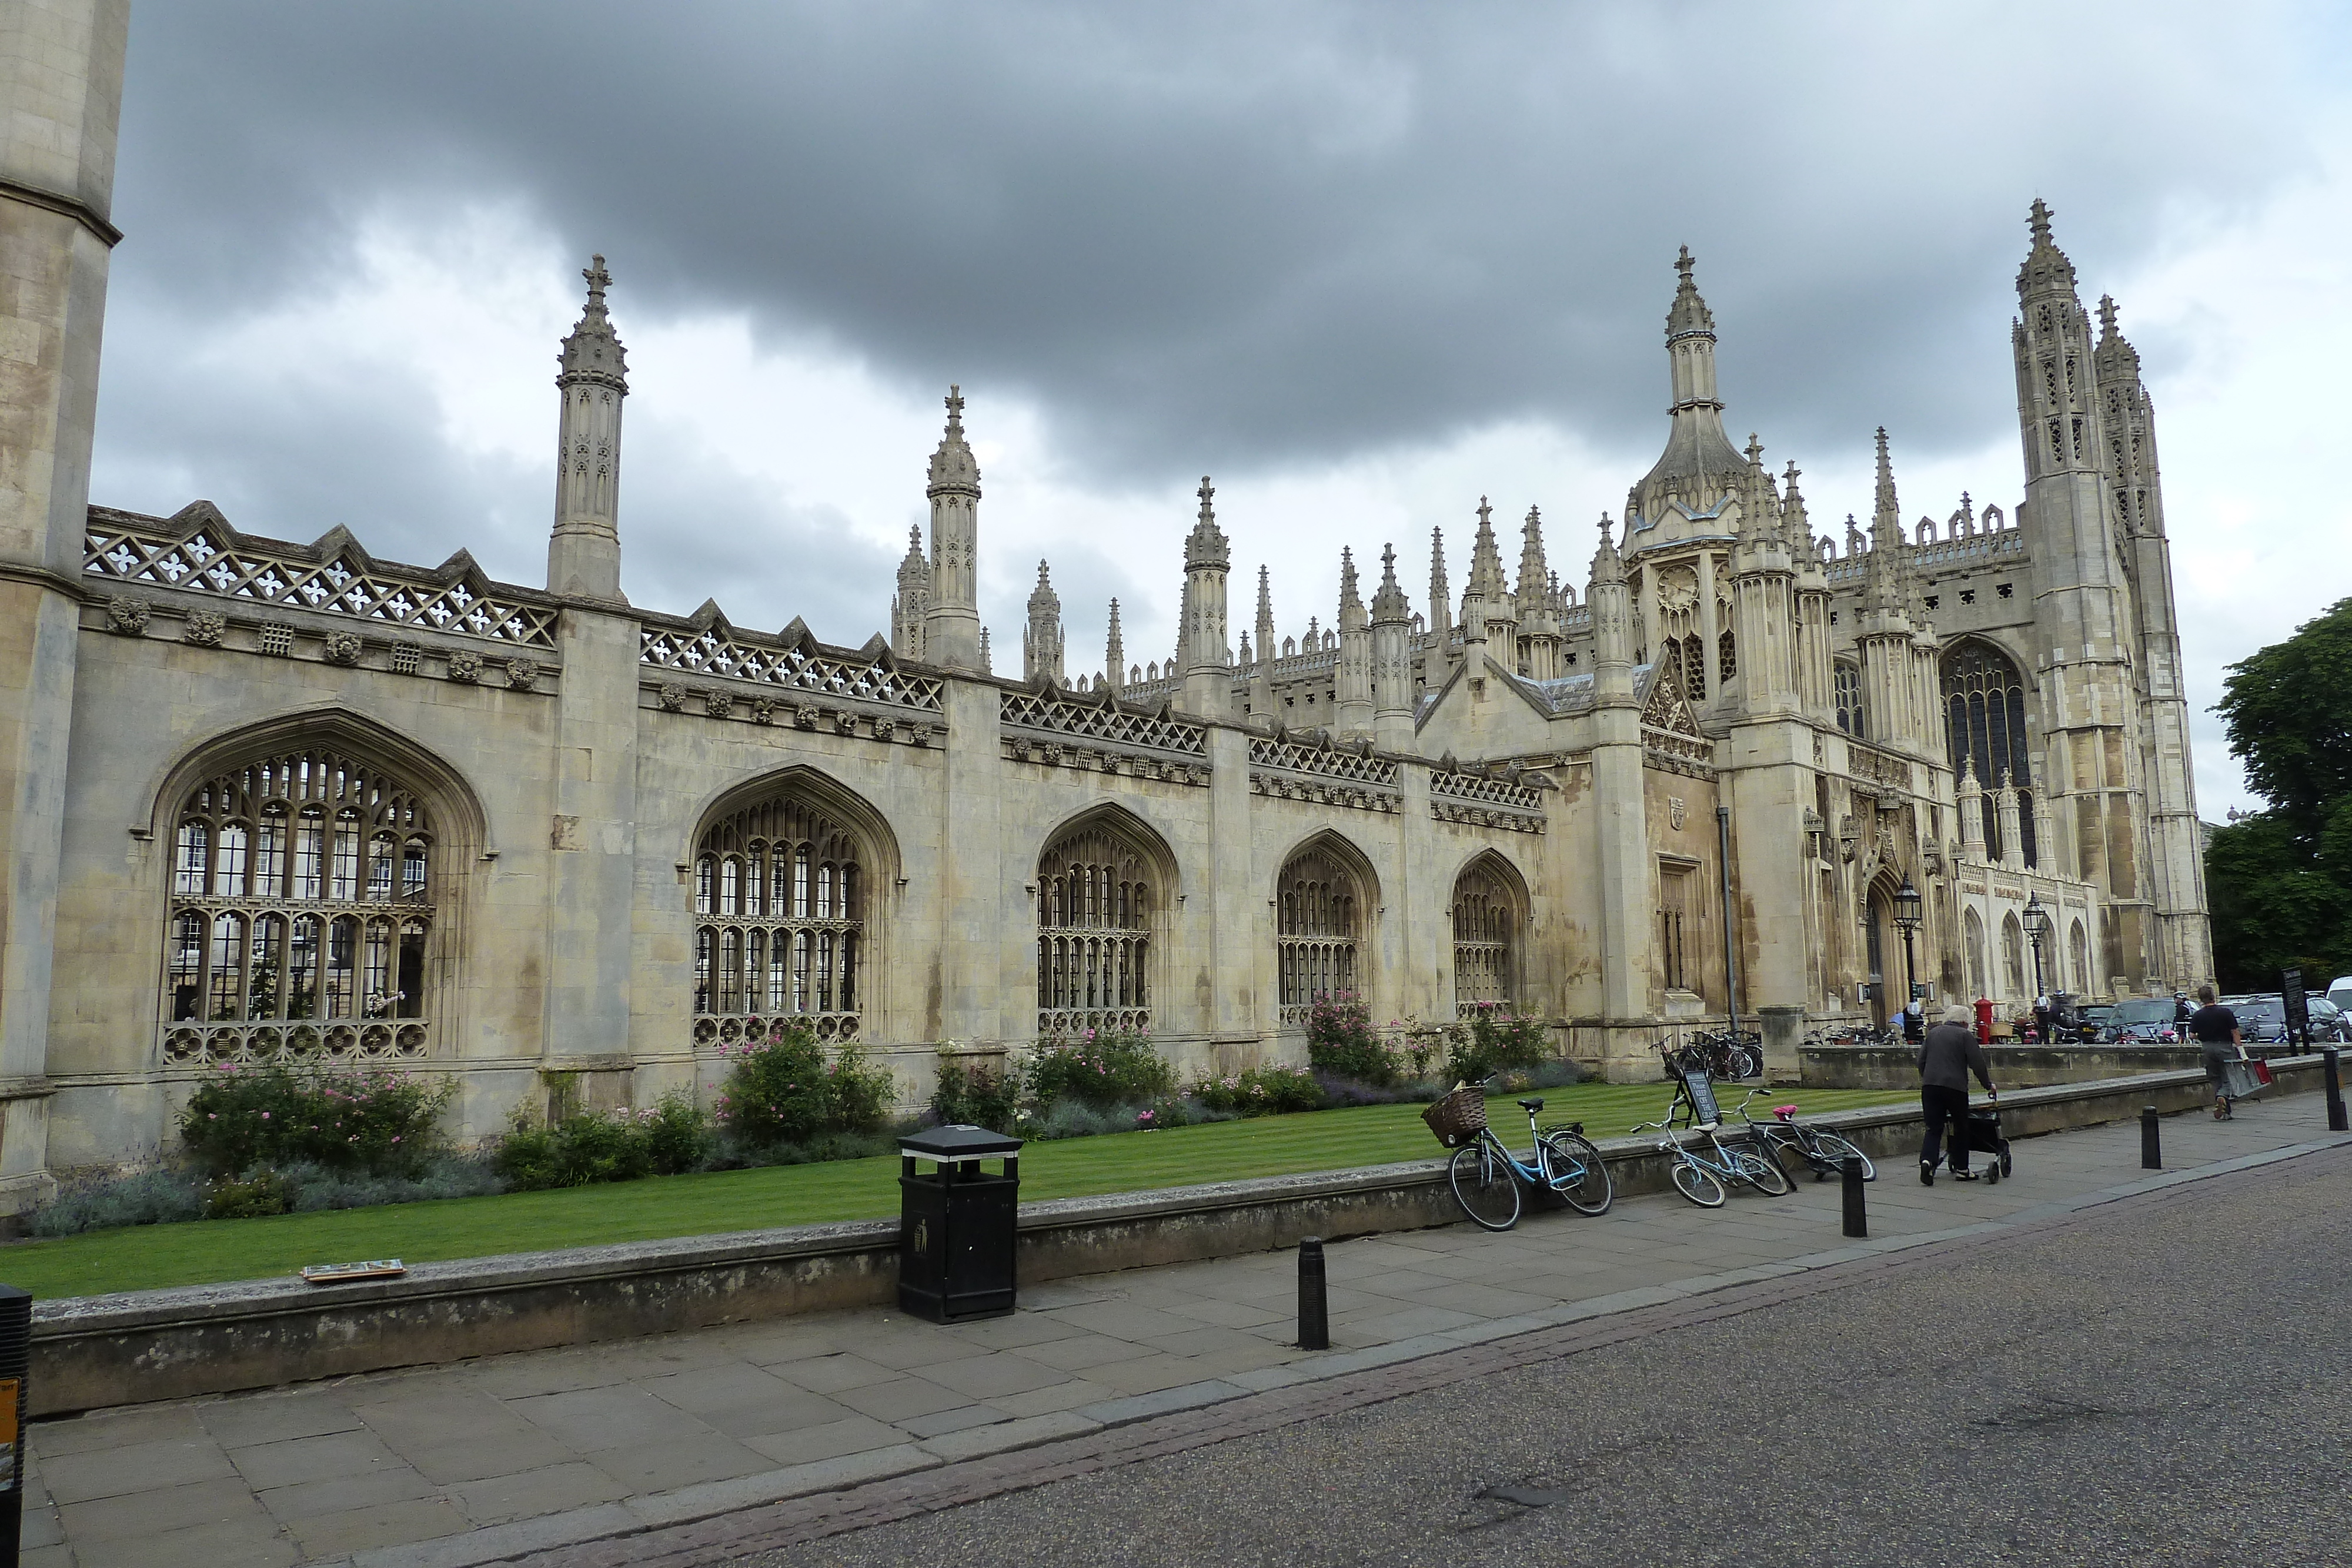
xmin=89 ymin=2 xmax=2351 ymax=817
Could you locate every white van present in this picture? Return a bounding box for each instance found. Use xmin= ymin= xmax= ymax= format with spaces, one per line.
xmin=2330 ymin=975 xmax=2352 ymax=1013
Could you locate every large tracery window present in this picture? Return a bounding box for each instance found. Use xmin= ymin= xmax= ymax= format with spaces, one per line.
xmin=162 ymin=748 xmax=435 ymax=1066
xmin=1276 ymin=842 xmax=1362 ymax=1025
xmin=1452 ymin=857 xmax=1519 ymax=1015
xmin=694 ymin=794 xmax=864 ymax=1045
xmin=1942 ymin=641 xmax=2037 ymax=867
xmin=1037 ymin=821 xmax=1155 ymax=1037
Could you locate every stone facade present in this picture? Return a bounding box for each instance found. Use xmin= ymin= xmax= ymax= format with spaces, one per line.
xmin=0 ymin=4 xmax=2211 ymax=1199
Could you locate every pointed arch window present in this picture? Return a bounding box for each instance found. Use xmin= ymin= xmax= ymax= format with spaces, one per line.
xmin=1037 ymin=821 xmax=1155 ymax=1038
xmin=162 ymin=747 xmax=437 ymax=1066
xmin=1941 ymin=642 xmax=2036 ymax=867
xmin=1833 ymin=660 xmax=1866 ymax=738
xmin=1452 ymin=858 xmax=1519 ymax=1015
xmin=693 ymin=793 xmax=864 ymax=1045
xmin=1277 ymin=843 xmax=1363 ymax=1025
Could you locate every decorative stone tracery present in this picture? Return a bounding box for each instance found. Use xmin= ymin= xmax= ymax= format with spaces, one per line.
xmin=1037 ymin=818 xmax=1158 ymax=1037
xmin=692 ymin=793 xmax=866 ymax=1045
xmin=1275 ymin=841 xmax=1364 ymax=1024
xmin=161 ymin=746 xmax=436 ymax=1066
xmin=1452 ymin=854 xmax=1521 ymax=1015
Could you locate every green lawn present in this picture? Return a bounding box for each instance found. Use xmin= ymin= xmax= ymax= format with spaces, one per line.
xmin=0 ymin=1081 xmax=1910 ymax=1301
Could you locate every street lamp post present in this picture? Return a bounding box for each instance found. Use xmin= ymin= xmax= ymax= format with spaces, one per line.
xmin=1893 ymin=875 xmax=1923 ymax=1018
xmin=2022 ymin=892 xmax=2050 ymax=1000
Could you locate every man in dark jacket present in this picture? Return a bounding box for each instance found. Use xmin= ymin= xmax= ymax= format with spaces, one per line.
xmin=1919 ymin=1002 xmax=1996 ymax=1185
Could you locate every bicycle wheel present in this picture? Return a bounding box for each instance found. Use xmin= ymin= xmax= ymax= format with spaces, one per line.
xmin=1669 ymin=1156 xmax=1726 ymax=1208
xmin=1731 ymin=1146 xmax=1793 ymax=1196
xmin=1449 ymin=1141 xmax=1522 ymax=1231
xmin=1542 ymin=1131 xmax=1613 ymax=1216
xmin=1733 ymin=1047 xmax=1759 ymax=1079
xmin=1807 ymin=1131 xmax=1876 ymax=1182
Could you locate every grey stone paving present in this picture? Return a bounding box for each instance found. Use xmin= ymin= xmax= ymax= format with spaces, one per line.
xmin=19 ymin=1099 xmax=2346 ymax=1568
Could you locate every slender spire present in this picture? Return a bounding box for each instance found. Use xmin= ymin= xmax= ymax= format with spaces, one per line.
xmin=1339 ymin=546 xmax=1363 ymax=616
xmin=1104 ymin=597 xmax=1124 ymax=693
xmin=890 ymin=522 xmax=931 ymax=660
xmin=1872 ymin=427 xmax=1900 ymax=528
xmin=1372 ymin=541 xmax=1410 ymax=621
xmin=1515 ymin=504 xmax=1549 ymax=603
xmin=1466 ymin=497 xmax=1508 ymax=600
xmin=1177 ymin=475 xmax=1233 ymax=716
xmin=1591 ymin=511 xmax=1623 ymax=588
xmin=1252 ymin=563 xmax=1277 ymax=708
xmin=1427 ymin=525 xmax=1451 ymax=638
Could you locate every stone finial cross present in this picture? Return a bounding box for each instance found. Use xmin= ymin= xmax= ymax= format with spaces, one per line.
xmin=583 ymin=255 xmax=611 ymax=306
xmin=945 ymin=385 xmax=965 ymax=430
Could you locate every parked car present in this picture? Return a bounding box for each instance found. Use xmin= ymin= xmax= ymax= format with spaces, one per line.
xmin=2104 ymin=997 xmax=2180 ymax=1044
xmin=2075 ymin=1003 xmax=2117 ymax=1042
xmin=2220 ymin=994 xmax=2299 ymax=1046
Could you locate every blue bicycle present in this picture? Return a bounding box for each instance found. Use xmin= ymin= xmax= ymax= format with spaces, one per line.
xmin=1445 ymin=1090 xmax=1614 ymax=1231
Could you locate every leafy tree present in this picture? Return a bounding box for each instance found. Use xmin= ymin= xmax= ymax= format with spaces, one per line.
xmin=2207 ymin=597 xmax=2352 ymax=991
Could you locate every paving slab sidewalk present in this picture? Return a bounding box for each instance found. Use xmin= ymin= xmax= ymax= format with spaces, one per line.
xmin=22 ymin=1099 xmax=2349 ymax=1568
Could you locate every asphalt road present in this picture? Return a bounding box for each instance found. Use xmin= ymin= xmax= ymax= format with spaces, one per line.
xmin=738 ymin=1146 xmax=2352 ymax=1568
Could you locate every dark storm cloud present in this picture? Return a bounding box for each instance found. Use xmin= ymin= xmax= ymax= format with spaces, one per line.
xmin=104 ymin=1 xmax=2316 ymax=493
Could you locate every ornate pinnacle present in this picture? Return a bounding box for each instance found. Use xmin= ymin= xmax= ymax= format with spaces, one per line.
xmin=1372 ymin=541 xmax=1411 ymax=621
xmin=946 ymin=384 xmax=965 ymax=434
xmin=1184 ymin=475 xmax=1230 ymax=568
xmin=583 ymin=254 xmax=611 ymax=312
xmin=2028 ymin=198 xmax=2053 ymax=247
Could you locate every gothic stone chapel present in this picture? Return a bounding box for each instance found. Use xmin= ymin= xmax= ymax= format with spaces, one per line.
xmin=1 ymin=12 xmax=2211 ymax=1199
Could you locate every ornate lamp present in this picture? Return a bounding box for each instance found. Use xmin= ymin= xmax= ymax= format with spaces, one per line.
xmin=2022 ymin=892 xmax=2050 ymax=997
xmin=1893 ymin=875 xmax=1923 ymax=1012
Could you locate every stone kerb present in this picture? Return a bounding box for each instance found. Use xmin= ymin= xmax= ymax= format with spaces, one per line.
xmin=25 ymin=1058 xmax=2330 ymax=1416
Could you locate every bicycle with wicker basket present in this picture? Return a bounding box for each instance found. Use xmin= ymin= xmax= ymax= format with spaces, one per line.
xmin=1421 ymin=1079 xmax=1613 ymax=1231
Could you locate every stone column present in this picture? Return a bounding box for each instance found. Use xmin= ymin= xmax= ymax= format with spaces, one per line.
xmin=0 ymin=0 xmax=129 ymax=1206
xmin=542 ymin=607 xmax=642 ymax=1084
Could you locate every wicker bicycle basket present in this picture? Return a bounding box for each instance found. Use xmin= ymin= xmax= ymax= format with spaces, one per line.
xmin=1421 ymin=1085 xmax=1489 ymax=1148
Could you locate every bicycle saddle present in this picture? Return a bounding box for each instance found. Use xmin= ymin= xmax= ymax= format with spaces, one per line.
xmin=1517 ymin=1098 xmax=1544 ymax=1114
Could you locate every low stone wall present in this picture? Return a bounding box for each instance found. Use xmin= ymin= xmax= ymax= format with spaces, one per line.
xmin=1801 ymin=1043 xmax=2204 ymax=1091
xmin=24 ymin=1055 xmax=2336 ymax=1416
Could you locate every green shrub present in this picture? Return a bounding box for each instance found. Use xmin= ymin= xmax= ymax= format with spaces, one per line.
xmin=1192 ymin=1064 xmax=1324 ymax=1116
xmin=203 ymin=1168 xmax=293 ymax=1219
xmin=29 ymin=1167 xmax=207 ymax=1236
xmin=931 ymin=1056 xmax=1021 ymax=1134
xmin=1027 ymin=1031 xmax=1174 ymax=1110
xmin=716 ymin=1021 xmax=894 ymax=1148
xmin=493 ymin=1092 xmax=713 ymax=1192
xmin=1445 ymin=1006 xmax=1552 ymax=1085
xmin=179 ymin=1064 xmax=453 ymax=1178
xmin=1305 ymin=992 xmax=1397 ymax=1085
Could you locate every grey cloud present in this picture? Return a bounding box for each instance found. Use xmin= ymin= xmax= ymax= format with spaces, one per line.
xmin=105 ymin=1 xmax=2325 ymax=493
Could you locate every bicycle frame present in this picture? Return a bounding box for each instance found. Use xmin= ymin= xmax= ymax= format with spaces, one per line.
xmin=1468 ymin=1102 xmax=1597 ymax=1195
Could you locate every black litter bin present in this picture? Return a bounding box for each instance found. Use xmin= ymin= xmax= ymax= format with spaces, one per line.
xmin=898 ymin=1125 xmax=1022 ymax=1323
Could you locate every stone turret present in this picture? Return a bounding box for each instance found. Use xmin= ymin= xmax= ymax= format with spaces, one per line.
xmin=1023 ymin=560 xmax=1064 ymax=684
xmin=1728 ymin=435 xmax=1797 ymax=717
xmin=1589 ymin=514 xmax=1634 ymax=708
xmin=1335 ymin=547 xmax=1373 ymax=739
xmin=1371 ymin=543 xmax=1415 ymax=751
xmin=1177 ymin=477 xmax=1232 ymax=718
xmin=922 ymin=387 xmax=983 ymax=668
xmin=547 ymin=256 xmax=630 ymax=602
xmin=891 ymin=524 xmax=930 ymax=661
xmin=1104 ymin=598 xmax=1125 ymax=694
xmin=1626 ymin=248 xmax=1751 ymax=537
xmin=1785 ymin=462 xmax=1834 ymax=717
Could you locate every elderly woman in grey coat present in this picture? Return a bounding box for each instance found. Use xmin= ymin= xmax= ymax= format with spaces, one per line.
xmin=1919 ymin=1002 xmax=1997 ymax=1185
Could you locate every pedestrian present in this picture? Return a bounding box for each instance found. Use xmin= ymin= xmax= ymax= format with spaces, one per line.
xmin=1974 ymin=995 xmax=1994 ymax=1045
xmin=2186 ymin=984 xmax=2242 ymax=1120
xmin=1902 ymin=997 xmax=1925 ymax=1044
xmin=2032 ymin=993 xmax=2053 ymax=1044
xmin=1919 ymin=1002 xmax=1996 ymax=1185
xmin=2173 ymin=991 xmax=2193 ymax=1035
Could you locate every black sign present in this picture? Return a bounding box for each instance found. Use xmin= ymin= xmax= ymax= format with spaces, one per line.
xmin=2284 ymin=968 xmax=2310 ymax=1043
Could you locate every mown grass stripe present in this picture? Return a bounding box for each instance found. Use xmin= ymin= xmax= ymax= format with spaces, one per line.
xmin=0 ymin=1082 xmax=1910 ymax=1300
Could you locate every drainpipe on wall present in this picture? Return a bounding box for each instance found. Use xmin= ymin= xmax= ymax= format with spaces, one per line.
xmin=1718 ymin=804 xmax=1741 ymax=1028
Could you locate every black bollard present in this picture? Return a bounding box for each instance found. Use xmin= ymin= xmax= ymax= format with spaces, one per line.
xmin=2327 ymin=1048 xmax=2348 ymax=1134
xmin=1296 ymin=1236 xmax=1331 ymax=1350
xmin=0 ymin=1283 xmax=26 ymax=1568
xmin=2141 ymin=1104 xmax=2162 ymax=1170
xmin=1841 ymin=1156 xmax=1867 ymax=1238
